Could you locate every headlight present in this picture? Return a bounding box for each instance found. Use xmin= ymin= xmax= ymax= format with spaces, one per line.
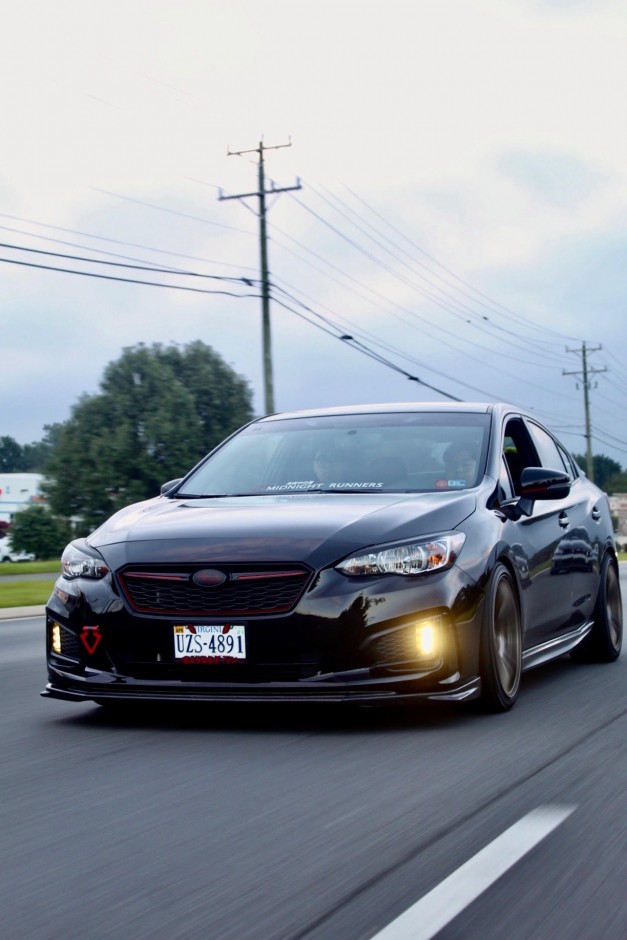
xmin=61 ymin=541 xmax=110 ymax=580
xmin=336 ymin=533 xmax=465 ymax=577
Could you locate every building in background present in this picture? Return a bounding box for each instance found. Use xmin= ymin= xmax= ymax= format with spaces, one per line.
xmin=609 ymin=494 xmax=627 ymax=550
xmin=0 ymin=473 xmax=45 ymax=524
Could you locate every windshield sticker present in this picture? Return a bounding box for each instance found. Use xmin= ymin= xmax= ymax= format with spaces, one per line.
xmin=264 ymin=480 xmax=384 ymax=492
xmin=436 ymin=478 xmax=467 ymax=489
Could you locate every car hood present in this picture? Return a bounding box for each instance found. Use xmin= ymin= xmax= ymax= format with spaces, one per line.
xmin=89 ymin=491 xmax=477 ymax=568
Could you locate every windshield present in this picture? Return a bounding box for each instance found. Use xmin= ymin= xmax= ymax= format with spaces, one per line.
xmin=175 ymin=411 xmax=490 ymax=497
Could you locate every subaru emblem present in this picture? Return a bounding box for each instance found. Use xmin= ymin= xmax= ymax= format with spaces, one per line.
xmin=192 ymin=569 xmax=227 ymax=587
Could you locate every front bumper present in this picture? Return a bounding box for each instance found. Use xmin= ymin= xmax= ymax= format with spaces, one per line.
xmin=41 ymin=667 xmax=482 ymax=705
xmin=42 ymin=562 xmax=485 ymax=706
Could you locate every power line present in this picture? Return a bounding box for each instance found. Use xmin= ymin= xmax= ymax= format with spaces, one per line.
xmin=89 ymin=187 xmax=255 ymax=235
xmin=269 ymin=294 xmax=461 ymax=400
xmin=0 ymin=256 xmax=260 ymax=298
xmin=269 ymin=280 xmax=508 ymax=400
xmin=269 ymin=277 xmax=577 ymax=405
xmin=0 ymin=240 xmax=257 ymax=284
xmin=340 ymin=183 xmax=582 ymax=344
xmin=291 ymin=188 xmax=571 ymax=367
xmin=0 ymin=223 xmax=189 ymax=273
xmin=592 ymin=424 xmax=627 ymax=448
xmin=0 ymin=212 xmax=258 ymax=273
xmin=593 ymin=434 xmax=627 ymax=457
xmin=268 ymin=231 xmax=576 ymax=403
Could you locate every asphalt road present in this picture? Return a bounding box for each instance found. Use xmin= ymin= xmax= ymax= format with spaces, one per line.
xmin=2 ymin=570 xmax=626 ymax=940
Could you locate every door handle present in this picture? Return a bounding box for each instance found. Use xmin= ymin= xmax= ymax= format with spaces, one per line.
xmin=558 ymin=512 xmax=570 ymax=529
xmin=591 ymin=507 xmax=601 ymax=522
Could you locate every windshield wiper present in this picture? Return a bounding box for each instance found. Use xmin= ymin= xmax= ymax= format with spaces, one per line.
xmin=171 ymin=493 xmax=231 ymax=499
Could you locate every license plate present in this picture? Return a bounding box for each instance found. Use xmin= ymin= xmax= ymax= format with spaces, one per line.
xmin=173 ymin=624 xmax=246 ymax=662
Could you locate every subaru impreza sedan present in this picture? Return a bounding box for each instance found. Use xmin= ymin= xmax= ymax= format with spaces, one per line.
xmin=42 ymin=402 xmax=622 ymax=712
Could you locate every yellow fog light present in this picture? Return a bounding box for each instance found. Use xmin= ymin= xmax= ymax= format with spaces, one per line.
xmin=51 ymin=623 xmax=62 ymax=654
xmin=415 ymin=618 xmax=443 ymax=663
xmin=417 ymin=623 xmax=435 ymax=655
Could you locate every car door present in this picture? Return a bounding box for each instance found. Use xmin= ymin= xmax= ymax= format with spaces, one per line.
xmin=524 ymin=420 xmax=599 ymax=632
xmin=501 ymin=416 xmax=588 ymax=650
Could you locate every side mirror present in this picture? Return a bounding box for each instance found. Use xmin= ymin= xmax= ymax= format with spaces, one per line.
xmin=519 ymin=467 xmax=571 ymax=500
xmin=160 ymin=479 xmax=182 ymax=496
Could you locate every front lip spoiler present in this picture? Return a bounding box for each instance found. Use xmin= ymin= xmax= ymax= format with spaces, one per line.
xmin=41 ymin=676 xmax=482 ymax=706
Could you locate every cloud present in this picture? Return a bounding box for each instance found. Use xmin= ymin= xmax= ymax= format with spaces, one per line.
xmin=498 ymin=150 xmax=606 ymax=207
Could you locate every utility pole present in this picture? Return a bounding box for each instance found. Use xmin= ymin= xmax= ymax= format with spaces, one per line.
xmin=563 ymin=342 xmax=607 ymax=482
xmin=219 ymin=139 xmax=301 ymax=414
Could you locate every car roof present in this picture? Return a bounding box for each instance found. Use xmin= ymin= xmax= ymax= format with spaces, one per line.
xmin=257 ymin=402 xmax=516 ymax=423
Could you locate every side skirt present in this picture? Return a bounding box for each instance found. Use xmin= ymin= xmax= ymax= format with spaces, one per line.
xmin=522 ymin=621 xmax=594 ymax=671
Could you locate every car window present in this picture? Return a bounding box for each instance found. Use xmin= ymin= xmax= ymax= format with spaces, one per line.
xmin=502 ymin=418 xmax=537 ymax=495
xmin=557 ymin=442 xmax=578 ymax=478
xmin=526 ymin=422 xmax=571 ymax=474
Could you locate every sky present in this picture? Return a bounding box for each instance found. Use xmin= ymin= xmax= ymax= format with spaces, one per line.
xmin=1 ymin=0 xmax=626 ymax=468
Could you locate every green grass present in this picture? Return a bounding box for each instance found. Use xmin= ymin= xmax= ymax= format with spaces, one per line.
xmin=0 ymin=559 xmax=60 ymax=577
xmin=0 ymin=579 xmax=56 ymax=608
xmin=0 ymin=560 xmax=60 ymax=608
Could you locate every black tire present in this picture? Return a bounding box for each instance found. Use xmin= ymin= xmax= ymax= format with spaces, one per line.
xmin=480 ymin=563 xmax=522 ymax=711
xmin=571 ymin=554 xmax=622 ymax=663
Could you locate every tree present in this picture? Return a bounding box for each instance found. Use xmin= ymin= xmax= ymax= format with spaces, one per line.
xmin=0 ymin=436 xmax=27 ymax=472
xmin=573 ymin=453 xmax=623 ymax=490
xmin=0 ymin=434 xmax=53 ymax=472
xmin=604 ymin=471 xmax=627 ymax=494
xmin=43 ymin=342 xmax=254 ymax=532
xmin=9 ymin=505 xmax=70 ymax=560
xmin=22 ymin=439 xmax=53 ymax=471
xmin=158 ymin=341 xmax=254 ymax=447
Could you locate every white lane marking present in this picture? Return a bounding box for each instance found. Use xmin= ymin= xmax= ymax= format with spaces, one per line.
xmin=371 ymin=804 xmax=576 ymax=940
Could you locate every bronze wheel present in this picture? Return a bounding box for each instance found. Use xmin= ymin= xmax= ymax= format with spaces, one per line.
xmin=480 ymin=563 xmax=522 ymax=711
xmin=572 ymin=555 xmax=622 ymax=663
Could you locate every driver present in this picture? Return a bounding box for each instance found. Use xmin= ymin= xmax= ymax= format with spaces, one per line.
xmin=313 ymin=448 xmax=343 ymax=484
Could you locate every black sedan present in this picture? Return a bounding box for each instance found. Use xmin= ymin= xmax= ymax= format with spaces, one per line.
xmin=42 ymin=403 xmax=623 ymax=712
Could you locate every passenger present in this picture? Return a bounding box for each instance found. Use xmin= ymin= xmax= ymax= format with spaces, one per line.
xmin=443 ymin=442 xmax=478 ymax=483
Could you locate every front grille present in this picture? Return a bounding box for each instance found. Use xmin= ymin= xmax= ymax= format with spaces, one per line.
xmin=117 ymin=565 xmax=313 ymax=617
